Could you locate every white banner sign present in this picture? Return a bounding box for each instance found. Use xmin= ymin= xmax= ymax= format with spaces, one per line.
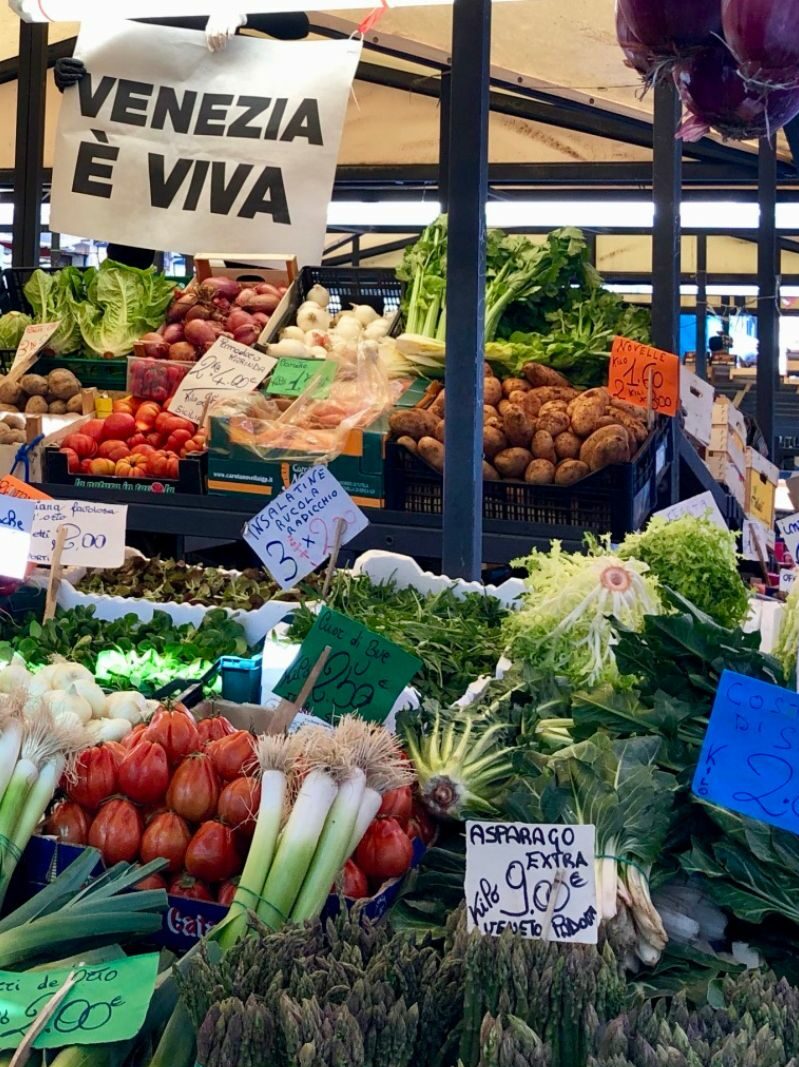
xmin=464 ymin=821 xmax=598 ymax=943
xmin=50 ymin=21 xmax=361 ymax=262
xmin=29 ymin=499 xmax=127 ymax=569
xmin=243 ymin=467 xmax=368 ymax=590
xmin=0 ymin=496 xmax=36 ymax=580
xmin=168 ymin=336 xmax=277 ymax=425
xmin=652 ymin=490 xmax=727 ymax=530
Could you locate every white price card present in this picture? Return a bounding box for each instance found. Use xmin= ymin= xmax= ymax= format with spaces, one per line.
xmin=29 ymin=499 xmax=127 ymax=568
xmin=780 ymin=569 xmax=796 ymax=594
xmin=652 ymin=490 xmax=727 ymax=530
xmin=679 ymin=367 xmax=715 ymax=447
xmin=742 ymin=517 xmax=770 ymax=563
xmin=777 ymin=512 xmax=799 ymax=561
xmin=243 ymin=467 xmax=368 ymax=590
xmin=8 ymin=322 xmax=60 ymax=382
xmin=167 ymin=336 xmax=277 ymax=425
xmin=464 ymin=821 xmax=598 ymax=944
xmin=0 ymin=496 xmax=36 ymax=580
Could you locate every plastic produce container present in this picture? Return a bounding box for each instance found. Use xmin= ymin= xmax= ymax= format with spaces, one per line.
xmin=127 ymin=356 xmax=193 ymax=402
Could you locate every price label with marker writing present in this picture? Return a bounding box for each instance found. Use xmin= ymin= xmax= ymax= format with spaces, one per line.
xmin=29 ymin=499 xmax=127 ymax=568
xmin=0 ymin=495 xmax=36 ymax=579
xmin=609 ymin=336 xmax=680 ymax=417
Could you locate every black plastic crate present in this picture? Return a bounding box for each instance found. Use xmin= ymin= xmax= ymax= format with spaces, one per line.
xmin=44 ymin=447 xmax=207 ymax=496
xmin=262 ymin=265 xmax=404 ymax=343
xmin=1 ymin=266 xmax=61 ymax=315
xmin=385 ymin=419 xmax=673 ymax=542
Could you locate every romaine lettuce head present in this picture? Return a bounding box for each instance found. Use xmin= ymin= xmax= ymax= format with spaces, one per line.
xmin=23 ymin=267 xmax=86 ymax=355
xmin=77 ymin=261 xmax=175 ymax=358
xmin=0 ymin=311 xmax=32 ymax=349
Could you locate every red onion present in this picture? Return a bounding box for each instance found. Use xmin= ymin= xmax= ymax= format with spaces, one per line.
xmin=167 ymin=293 xmax=197 ymax=322
xmin=184 ymin=319 xmax=218 ymax=347
xmin=163 ymin=323 xmax=185 ymax=345
xmin=169 ymin=341 xmax=198 ymax=362
xmin=199 ymin=277 xmax=241 ymax=302
xmin=233 ymin=324 xmax=260 ymax=346
xmin=722 ymin=0 xmax=799 ymax=90
xmin=139 ymin=332 xmax=169 ymax=359
xmin=226 ymin=309 xmax=256 ymax=332
xmin=252 ymin=312 xmax=270 ymax=327
xmin=674 ymin=42 xmax=799 ymax=140
xmin=185 ymin=304 xmax=211 ymax=322
xmin=616 ymin=4 xmax=651 ymax=76
xmin=616 ymin=0 xmax=720 ymax=84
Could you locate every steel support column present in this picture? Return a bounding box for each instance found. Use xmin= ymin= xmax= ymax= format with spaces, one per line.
xmin=695 ymin=235 xmax=708 ymax=381
xmin=442 ymin=0 xmax=490 ymax=579
xmin=757 ymin=136 xmax=779 ymax=460
xmin=438 ymin=71 xmax=451 ymax=212
xmin=12 ymin=21 xmax=48 ymax=269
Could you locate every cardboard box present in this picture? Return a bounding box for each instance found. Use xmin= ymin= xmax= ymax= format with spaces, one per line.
xmin=745 ymin=448 xmax=779 ymax=527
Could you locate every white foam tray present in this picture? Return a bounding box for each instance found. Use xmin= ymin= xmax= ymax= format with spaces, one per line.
xmin=350 ymin=550 xmax=525 ymax=609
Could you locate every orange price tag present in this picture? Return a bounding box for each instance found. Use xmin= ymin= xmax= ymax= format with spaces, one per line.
xmin=0 ymin=476 xmax=50 ymax=501
xmin=609 ymin=336 xmax=680 ymax=417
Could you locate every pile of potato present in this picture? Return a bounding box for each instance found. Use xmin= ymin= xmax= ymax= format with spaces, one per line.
xmin=0 ymin=369 xmax=83 ymax=416
xmin=390 ymin=363 xmax=649 ymax=486
xmin=0 ymin=414 xmax=28 ymax=446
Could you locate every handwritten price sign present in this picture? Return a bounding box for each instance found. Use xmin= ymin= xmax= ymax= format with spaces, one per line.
xmin=693 ymin=670 xmax=799 ymax=833
xmin=8 ymin=322 xmax=60 ymax=382
xmin=465 ymin=822 xmax=598 ymax=943
xmin=266 ymin=357 xmax=337 ymax=399
xmin=609 ymin=336 xmax=680 ymax=417
xmin=0 ymin=495 xmax=36 ymax=580
xmin=29 ymin=499 xmax=127 ymax=568
xmin=274 ymin=607 xmax=421 ymax=723
xmin=243 ymin=467 xmax=368 ymax=590
xmin=168 ymin=336 xmax=277 ymax=425
xmin=0 ymin=953 xmax=158 ymax=1050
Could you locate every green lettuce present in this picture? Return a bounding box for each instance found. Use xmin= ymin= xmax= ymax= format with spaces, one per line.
xmin=76 ymin=261 xmax=175 ymax=358
xmin=23 ymin=266 xmax=88 ymax=355
xmin=0 ymin=311 xmax=31 ymax=349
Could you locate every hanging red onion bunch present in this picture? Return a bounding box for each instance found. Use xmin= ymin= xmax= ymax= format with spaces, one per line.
xmin=722 ymin=0 xmax=799 ymax=92
xmin=615 ymin=0 xmax=721 ymax=86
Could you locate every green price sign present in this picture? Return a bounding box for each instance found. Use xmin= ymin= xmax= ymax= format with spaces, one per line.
xmin=266 ymin=358 xmax=337 ymax=398
xmin=274 ymin=607 xmax=422 ymax=723
xmin=0 ymin=953 xmax=159 ymax=1050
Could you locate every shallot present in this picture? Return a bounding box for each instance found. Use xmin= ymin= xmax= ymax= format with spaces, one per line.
xmin=184 ymin=319 xmax=218 ymax=348
xmin=139 ymin=332 xmax=169 ymax=359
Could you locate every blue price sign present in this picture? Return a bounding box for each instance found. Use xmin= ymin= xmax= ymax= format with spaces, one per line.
xmin=693 ymin=670 xmax=799 ymax=833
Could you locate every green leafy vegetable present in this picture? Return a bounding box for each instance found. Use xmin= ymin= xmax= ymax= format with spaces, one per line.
xmin=0 ymin=311 xmax=31 ymax=349
xmin=619 ymin=515 xmax=750 ymax=630
xmin=75 ymin=260 xmax=175 ymax=358
xmin=24 ymin=266 xmax=89 ymax=355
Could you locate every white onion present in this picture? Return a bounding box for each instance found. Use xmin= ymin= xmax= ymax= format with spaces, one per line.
xmin=352 ymin=304 xmax=380 ymax=327
xmin=296 ymin=303 xmax=331 ymax=333
xmin=280 ymin=326 xmax=306 ymax=342
xmin=332 ymin=317 xmax=363 ymax=342
xmin=306 ymin=284 xmax=330 ymax=308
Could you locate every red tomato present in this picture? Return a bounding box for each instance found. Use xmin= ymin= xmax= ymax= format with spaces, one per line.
xmin=123 ymin=723 xmax=148 ymax=750
xmin=197 ymin=714 xmax=235 ymax=746
xmin=97 ymin=440 xmax=130 ymax=462
xmin=217 ymin=878 xmax=239 ymax=908
xmin=217 ymin=777 xmax=260 ymax=836
xmin=117 ymin=739 xmax=170 ymax=805
xmin=168 ymin=874 xmax=214 ymax=901
xmin=185 ymin=820 xmax=240 ymax=883
xmin=79 ymin=459 xmax=93 ymax=474
xmin=207 ymin=731 xmax=256 ymax=781
xmin=378 ymin=786 xmax=413 ymax=825
xmin=126 ymin=433 xmax=147 ymax=450
xmin=135 ymin=872 xmax=167 ymax=891
xmin=103 ymin=741 xmax=128 ymax=770
xmin=140 ymin=811 xmax=192 ymax=873
xmin=61 ymin=433 xmax=97 ymax=459
xmin=155 ymin=412 xmax=195 ymax=436
xmin=88 ymin=798 xmax=142 ymax=866
xmin=181 ymin=435 xmax=207 ymax=457
xmin=61 ymin=447 xmax=80 ymax=473
xmin=166 ymin=753 xmax=220 ymax=823
xmin=131 ymin=444 xmax=157 ymax=458
xmin=67 ymin=746 xmax=118 ymax=810
xmin=407 ymin=802 xmax=436 ymax=846
xmin=43 ymin=800 xmax=90 ymax=845
xmin=355 ymin=818 xmax=413 ymax=882
xmin=341 ymin=859 xmax=369 ymax=899
xmin=146 ymin=432 xmax=167 ymax=449
xmin=147 ymin=452 xmax=179 ymax=479
xmin=164 ymin=429 xmax=193 ymax=454
xmin=81 ymin=418 xmax=106 ymax=441
xmin=89 ymin=458 xmax=116 ymax=476
xmin=144 ymin=707 xmax=201 ymax=766
xmin=102 ymin=412 xmax=136 ymax=441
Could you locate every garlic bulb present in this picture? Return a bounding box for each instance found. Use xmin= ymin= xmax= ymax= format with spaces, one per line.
xmin=43 ymin=685 xmax=93 ymax=725
xmin=50 ymin=662 xmax=94 ymax=691
xmin=85 ymin=717 xmax=132 ymax=743
xmin=104 ymin=690 xmax=147 ymax=725
xmin=0 ymin=654 xmax=31 ymax=695
xmin=69 ymin=679 xmax=107 ymax=718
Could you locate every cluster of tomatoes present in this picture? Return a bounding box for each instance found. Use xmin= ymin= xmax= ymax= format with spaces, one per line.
xmin=44 ymin=704 xmax=256 ymax=904
xmin=59 ymin=398 xmax=207 ymax=481
xmin=342 ymin=784 xmax=435 ymax=901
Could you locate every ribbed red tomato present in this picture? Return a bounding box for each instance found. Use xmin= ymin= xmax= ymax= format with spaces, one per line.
xmin=217 ymin=776 xmax=260 ymax=836
xmin=341 ymin=859 xmax=369 ymax=899
xmin=168 ymin=874 xmax=214 ymax=901
xmin=88 ymin=798 xmax=142 ymax=866
xmin=207 ymin=731 xmax=256 ymax=781
xmin=166 ymin=753 xmax=220 ymax=823
xmin=43 ymin=800 xmax=90 ymax=845
xmin=355 ymin=818 xmax=413 ymax=882
xmin=378 ymin=786 xmax=413 ymax=825
xmin=140 ymin=811 xmax=192 ymax=873
xmin=67 ymin=746 xmax=118 ymax=810
xmin=103 ymin=741 xmax=128 ymax=770
xmin=122 ymin=723 xmax=147 ymax=750
xmin=185 ymin=821 xmax=240 ymax=883
xmin=144 ymin=707 xmax=200 ymax=766
xmin=117 ymin=740 xmax=170 ymax=805
xmin=135 ymin=872 xmax=167 ymax=891
xmin=217 ymin=879 xmax=239 ymax=908
xmin=197 ymin=714 xmax=235 ymax=746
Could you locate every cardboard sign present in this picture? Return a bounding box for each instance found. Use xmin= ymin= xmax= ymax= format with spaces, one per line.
xmin=7 ymin=322 xmax=60 ymax=382
xmin=243 ymin=467 xmax=368 ymax=590
xmin=266 ymin=358 xmax=337 ymax=399
xmin=679 ymin=367 xmax=714 ymax=446
xmin=274 ymin=607 xmax=421 ymax=723
xmin=168 ymin=336 xmax=277 ymax=425
xmin=743 ymin=517 xmax=770 ymax=563
xmin=652 ymin=490 xmax=727 ymax=530
xmin=0 ymin=954 xmax=158 ymax=1050
xmin=778 ymin=513 xmax=799 ymax=562
xmin=0 ymin=476 xmax=50 ymax=501
xmin=609 ymin=336 xmax=680 ymax=417
xmin=0 ymin=496 xmax=36 ymax=580
xmin=464 ymin=821 xmax=598 ymax=943
xmin=780 ymin=569 xmax=796 ymax=594
xmin=50 ymin=21 xmax=361 ymax=263
xmin=693 ymin=670 xmax=799 ymax=833
xmin=29 ymin=499 xmax=127 ymax=568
